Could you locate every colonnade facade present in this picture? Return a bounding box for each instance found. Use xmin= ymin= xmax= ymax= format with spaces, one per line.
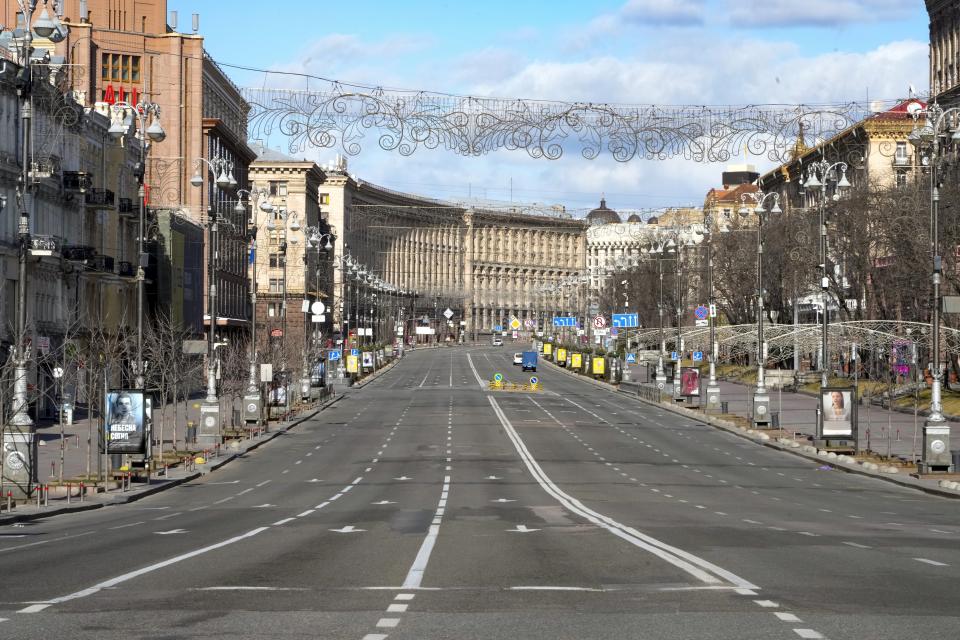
xmin=321 ymin=170 xmax=587 ymax=341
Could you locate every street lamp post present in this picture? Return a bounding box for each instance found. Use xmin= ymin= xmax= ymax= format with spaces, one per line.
xmin=299 ymin=228 xmax=334 ymax=402
xmin=739 ymin=188 xmax=782 ymax=427
xmin=107 ymin=100 xmax=166 ymax=391
xmin=908 ymin=103 xmax=957 ymax=473
xmin=648 ymin=237 xmax=676 ymax=389
xmin=1 ymin=1 xmax=67 ymax=498
xmin=190 ymin=156 xmax=237 ymax=446
xmin=803 ymin=160 xmax=851 ymax=391
xmin=235 ymin=188 xmax=273 ymax=426
xmin=701 ymin=213 xmax=721 ymax=411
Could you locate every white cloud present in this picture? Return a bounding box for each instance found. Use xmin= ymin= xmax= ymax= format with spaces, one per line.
xmin=727 ymin=0 xmax=910 ymax=27
xmin=621 ymin=0 xmax=707 ymax=26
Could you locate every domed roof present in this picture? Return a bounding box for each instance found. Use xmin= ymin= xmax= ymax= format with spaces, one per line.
xmin=646 ymin=216 xmax=659 ymax=225
xmin=586 ymin=198 xmax=620 ymax=225
xmin=627 ymin=213 xmax=642 ymax=223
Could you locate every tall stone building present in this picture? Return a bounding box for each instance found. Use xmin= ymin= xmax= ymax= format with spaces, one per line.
xmin=4 ymin=0 xmax=257 ymax=335
xmin=927 ymin=0 xmax=960 ymax=106
xmin=248 ymin=144 xmax=329 ymax=372
xmin=317 ymin=162 xmax=587 ymax=341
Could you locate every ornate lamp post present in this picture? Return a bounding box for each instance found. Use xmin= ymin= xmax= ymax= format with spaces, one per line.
xmin=647 ymin=236 xmax=677 ymax=389
xmin=1 ymin=1 xmax=67 ymax=498
xmin=908 ymin=102 xmax=957 ymax=473
xmin=695 ymin=213 xmax=721 ymax=411
xmin=739 ymin=189 xmax=783 ymax=427
xmin=235 ymin=188 xmax=272 ymax=426
xmin=802 ymin=161 xmax=851 ymax=388
xmin=299 ymin=228 xmax=334 ymax=401
xmin=190 ymin=156 xmax=236 ymax=445
xmin=107 ymin=100 xmax=165 ymax=391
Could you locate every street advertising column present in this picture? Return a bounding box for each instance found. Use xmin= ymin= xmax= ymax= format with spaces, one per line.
xmin=105 ymin=390 xmax=147 ymax=456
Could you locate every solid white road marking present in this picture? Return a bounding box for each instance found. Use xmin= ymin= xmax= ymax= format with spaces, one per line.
xmin=108 ymin=521 xmax=145 ymax=530
xmin=19 ymin=604 xmax=50 ymax=613
xmin=466 ymin=353 xmax=485 ymax=387
xmin=842 ymin=541 xmax=871 ymax=549
xmin=252 ymin=504 xmax=275 ymax=508
xmin=154 ymin=512 xmax=183 ymax=520
xmin=362 ymin=635 xmax=388 ymax=640
xmin=491 ymin=498 xmax=516 ymax=503
xmin=394 ymin=476 xmax=412 ymax=481
xmin=372 ymin=501 xmax=396 ymax=505
xmin=256 ymin=480 xmax=272 ymax=487
xmin=297 ymin=510 xmax=315 ymax=517
xmin=403 ymin=475 xmax=451 ymax=588
xmin=330 ymin=526 xmax=365 ymax=533
xmin=273 ymin=518 xmax=296 ymax=525
xmin=237 ymin=488 xmax=254 ymax=496
xmin=154 ymin=529 xmax=188 ymax=535
xmin=26 ymin=527 xmax=269 ymax=610
xmin=497 ymin=397 xmax=757 ymax=590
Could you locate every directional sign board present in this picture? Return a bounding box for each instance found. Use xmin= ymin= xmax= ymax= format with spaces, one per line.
xmin=552 ymin=316 xmax=577 ymax=327
xmin=328 ymin=350 xmax=342 ymax=361
xmin=671 ymin=351 xmax=680 ymax=361
xmin=593 ymin=315 xmax=607 ymax=329
xmin=693 ymin=351 xmax=704 ymax=362
xmin=494 ymin=325 xmax=503 ymax=332
xmin=612 ymin=313 xmax=639 ymax=328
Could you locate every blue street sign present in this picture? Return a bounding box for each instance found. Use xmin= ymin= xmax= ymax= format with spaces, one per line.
xmin=612 ymin=313 xmax=639 ymax=328
xmin=671 ymin=351 xmax=680 ymax=361
xmin=694 ymin=305 xmax=709 ymax=320
xmin=693 ymin=351 xmax=704 ymax=362
xmin=625 ymin=353 xmax=637 ymax=364
xmin=328 ymin=350 xmax=342 ymax=361
xmin=351 ymin=348 xmax=360 ymax=357
xmin=552 ymin=316 xmax=577 ymax=327
xmin=494 ymin=325 xmax=503 ymax=332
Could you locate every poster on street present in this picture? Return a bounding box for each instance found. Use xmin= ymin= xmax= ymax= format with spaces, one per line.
xmin=105 ymin=389 xmax=146 ymax=454
xmin=680 ymin=367 xmax=700 ymax=397
xmin=820 ymin=387 xmax=855 ymax=437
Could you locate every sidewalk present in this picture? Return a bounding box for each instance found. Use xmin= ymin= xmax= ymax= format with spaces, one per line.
xmin=542 ymin=358 xmax=960 ymax=499
xmin=0 ymin=392 xmax=343 ymax=525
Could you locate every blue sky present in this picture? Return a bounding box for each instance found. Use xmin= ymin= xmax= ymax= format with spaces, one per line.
xmin=170 ymin=0 xmax=930 ymax=213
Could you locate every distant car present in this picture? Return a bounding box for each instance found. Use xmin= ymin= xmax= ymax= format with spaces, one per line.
xmin=492 ymin=336 xmax=503 ymax=346
xmin=513 ymin=352 xmax=523 ymax=366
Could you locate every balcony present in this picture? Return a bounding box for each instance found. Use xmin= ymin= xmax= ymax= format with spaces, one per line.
xmin=85 ymin=189 xmax=115 ymax=209
xmin=117 ymin=261 xmax=135 ymax=277
xmin=118 ymin=198 xmax=135 ymax=216
xmin=28 ymin=157 xmax=58 ymax=182
xmin=893 ymin=155 xmax=911 ymax=167
xmin=62 ymin=171 xmax=92 ymax=193
xmin=91 ymin=255 xmax=114 ymax=273
xmin=29 ymin=235 xmax=61 ymax=258
xmin=62 ymin=245 xmax=96 ymax=262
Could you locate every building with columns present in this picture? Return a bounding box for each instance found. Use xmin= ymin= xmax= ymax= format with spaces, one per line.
xmin=317 ymin=161 xmax=587 ymax=341
xmin=927 ymin=0 xmax=960 ymax=107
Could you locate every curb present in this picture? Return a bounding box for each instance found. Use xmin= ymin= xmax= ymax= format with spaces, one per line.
xmin=352 ymin=359 xmax=401 ymax=389
xmin=619 ymin=386 xmax=960 ymax=501
xmin=0 ymin=394 xmax=345 ymax=525
xmin=541 ymin=357 xmax=618 ymax=392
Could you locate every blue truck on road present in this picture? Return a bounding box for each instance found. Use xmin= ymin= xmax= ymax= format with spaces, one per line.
xmin=521 ymin=351 xmax=538 ymax=372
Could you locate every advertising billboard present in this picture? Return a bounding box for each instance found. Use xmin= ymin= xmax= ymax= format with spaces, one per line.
xmin=346 ymin=354 xmax=359 ymax=373
xmin=820 ymin=387 xmax=855 ymax=437
xmin=680 ymin=367 xmax=701 ymax=397
xmin=571 ymin=352 xmax=582 ymax=369
xmin=544 ymin=343 xmax=553 ymax=356
xmin=592 ymin=357 xmax=606 ymax=375
xmin=105 ymin=390 xmax=146 ymax=455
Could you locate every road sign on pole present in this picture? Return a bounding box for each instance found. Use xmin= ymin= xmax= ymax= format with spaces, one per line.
xmin=593 ymin=315 xmax=607 ymax=329
xmin=694 ymin=305 xmax=709 ymax=321
xmin=612 ymin=313 xmax=639 ymax=328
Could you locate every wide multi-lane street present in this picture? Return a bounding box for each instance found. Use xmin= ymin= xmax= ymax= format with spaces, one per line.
xmin=1 ymin=346 xmax=958 ymax=639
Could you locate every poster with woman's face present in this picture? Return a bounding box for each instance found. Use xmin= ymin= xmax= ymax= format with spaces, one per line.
xmin=821 ymin=389 xmax=853 ymax=436
xmin=105 ymin=390 xmax=145 ymax=454
xmin=681 ymin=367 xmax=700 ymax=397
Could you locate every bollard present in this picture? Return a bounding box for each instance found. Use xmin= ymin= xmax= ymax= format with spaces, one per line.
xmin=50 ymin=461 xmax=55 ymax=478
xmin=79 ymin=482 xmax=85 ymax=502
xmin=164 ymin=464 xmax=168 ymax=478
xmin=866 ymin=428 xmax=871 ymax=451
xmin=67 ymin=483 xmax=72 ymax=504
xmin=896 ymin=428 xmax=901 ymax=442
xmin=43 ymin=485 xmax=49 ymax=507
xmin=36 ymin=488 xmax=41 ymax=508
xmin=6 ymin=491 xmax=11 ymax=512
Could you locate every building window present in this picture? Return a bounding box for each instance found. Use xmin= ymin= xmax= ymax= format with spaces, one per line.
xmin=101 ymin=53 xmax=141 ymax=84
xmin=269 ymin=252 xmax=283 ymax=268
xmin=896 ymin=170 xmax=908 ymax=187
xmin=269 ymin=181 xmax=288 ymax=197
xmin=269 ymin=278 xmax=285 ymax=294
xmin=267 ymin=302 xmax=282 ymax=317
xmin=320 ymin=193 xmax=330 ymax=205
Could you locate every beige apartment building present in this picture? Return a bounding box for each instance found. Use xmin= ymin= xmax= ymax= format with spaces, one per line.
xmin=927 ymin=0 xmax=960 ymax=107
xmin=248 ymin=144 xmax=328 ymax=363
